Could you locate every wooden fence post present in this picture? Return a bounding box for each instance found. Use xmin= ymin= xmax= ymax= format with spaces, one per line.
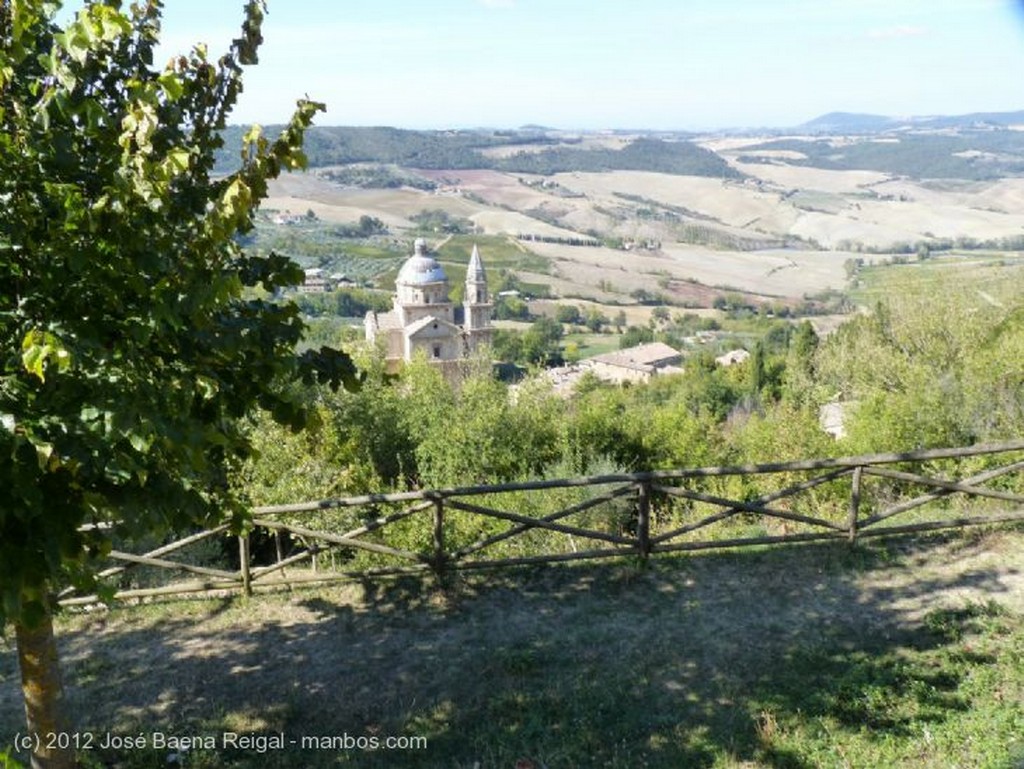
xmin=637 ymin=480 xmax=652 ymax=560
xmin=848 ymin=466 xmax=863 ymax=545
xmin=238 ymin=533 xmax=253 ymax=597
xmin=274 ymin=530 xmax=293 ymax=592
xmin=432 ymin=496 xmax=447 ymax=579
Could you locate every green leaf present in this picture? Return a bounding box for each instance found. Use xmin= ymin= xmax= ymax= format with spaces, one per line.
xmin=93 ymin=6 xmax=131 ymax=42
xmin=157 ymin=71 xmax=184 ymax=101
xmin=83 ymin=98 xmax=105 ymax=130
xmin=33 ymin=440 xmax=58 ymax=471
xmin=195 ymin=376 xmax=220 ymax=401
xmin=21 ymin=329 xmax=71 ymax=382
xmin=299 ymin=346 xmax=363 ymax=393
xmin=127 ymin=426 xmax=155 ymax=454
xmin=222 ymin=177 xmax=251 ymax=214
xmin=243 ymin=123 xmax=263 ymax=146
xmin=161 ymin=147 xmax=191 ymax=177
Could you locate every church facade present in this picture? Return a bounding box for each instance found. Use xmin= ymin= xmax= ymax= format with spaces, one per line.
xmin=364 ymin=239 xmax=493 ymax=369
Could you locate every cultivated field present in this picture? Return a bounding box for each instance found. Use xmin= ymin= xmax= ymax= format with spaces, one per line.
xmin=716 ymin=146 xmax=1024 ymax=249
xmin=264 ymin=171 xmax=854 ymax=303
xmin=261 ymin=134 xmax=1024 ymax=310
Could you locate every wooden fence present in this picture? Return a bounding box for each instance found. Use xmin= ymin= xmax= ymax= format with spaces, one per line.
xmin=58 ymin=440 xmax=1024 ymax=606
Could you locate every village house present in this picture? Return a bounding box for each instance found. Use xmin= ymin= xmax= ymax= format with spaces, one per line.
xmin=584 ymin=341 xmax=683 ymax=384
xmin=271 ymin=211 xmax=306 ymax=226
xmin=715 ymin=348 xmax=751 ymax=367
xmin=299 ymin=268 xmax=333 ymax=294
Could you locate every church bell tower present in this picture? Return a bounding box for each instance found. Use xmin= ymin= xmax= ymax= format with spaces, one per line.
xmin=463 ymin=244 xmax=492 ymax=352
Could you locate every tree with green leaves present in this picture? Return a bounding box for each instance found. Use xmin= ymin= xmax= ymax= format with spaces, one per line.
xmin=522 ymin=316 xmax=564 ymax=365
xmin=619 ymin=325 xmax=654 ymax=349
xmin=584 ymin=308 xmax=608 ymax=333
xmin=613 ymin=309 xmax=627 ymax=332
xmin=0 ymin=2 xmax=356 ymax=766
xmin=555 ymin=304 xmax=583 ymax=325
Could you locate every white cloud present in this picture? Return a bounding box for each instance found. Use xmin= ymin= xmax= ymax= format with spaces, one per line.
xmin=477 ymin=0 xmax=516 ymax=8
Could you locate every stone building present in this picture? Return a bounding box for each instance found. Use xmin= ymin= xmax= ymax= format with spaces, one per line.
xmin=364 ymin=239 xmax=493 ymax=370
xmin=585 ymin=341 xmax=683 ymax=384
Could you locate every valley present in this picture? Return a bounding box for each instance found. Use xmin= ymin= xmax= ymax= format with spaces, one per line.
xmin=256 ymin=121 xmax=1024 ymax=328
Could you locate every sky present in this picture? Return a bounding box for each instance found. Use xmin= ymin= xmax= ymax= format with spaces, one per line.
xmin=64 ymin=0 xmax=1024 ymax=130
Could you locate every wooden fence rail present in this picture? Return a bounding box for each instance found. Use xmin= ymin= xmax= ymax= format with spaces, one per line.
xmin=58 ymin=440 xmax=1024 ymax=605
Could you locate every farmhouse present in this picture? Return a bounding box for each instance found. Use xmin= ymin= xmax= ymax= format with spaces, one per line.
xmin=819 ymin=399 xmax=858 ymax=439
xmin=716 ymin=348 xmax=751 ymax=367
xmin=585 ymin=341 xmax=683 ymax=384
xmin=299 ymin=268 xmax=332 ymax=293
xmin=364 ymin=239 xmax=493 ymax=371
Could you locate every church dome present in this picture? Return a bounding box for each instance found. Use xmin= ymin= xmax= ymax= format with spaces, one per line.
xmin=397 ymin=238 xmax=448 ymax=286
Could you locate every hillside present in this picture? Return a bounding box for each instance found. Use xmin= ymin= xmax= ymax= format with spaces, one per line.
xmin=737 ymin=132 xmax=1024 ymax=180
xmin=797 ymin=111 xmax=898 ymax=133
xmin=236 ymin=114 xmax=1024 ymax=320
xmin=218 ymin=113 xmax=1024 ymax=180
xmin=216 ymin=126 xmax=739 ymax=179
xmin=798 ymin=108 xmax=1024 ymax=133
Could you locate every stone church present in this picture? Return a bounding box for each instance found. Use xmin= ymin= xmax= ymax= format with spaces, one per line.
xmin=364 ymin=238 xmax=493 ymax=370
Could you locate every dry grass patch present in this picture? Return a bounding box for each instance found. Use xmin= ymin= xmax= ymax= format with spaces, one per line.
xmin=553 ymin=171 xmax=785 ymax=230
xmin=658 ymin=246 xmax=851 ymax=297
xmin=730 ymin=162 xmax=890 ymax=195
xmin=470 ymin=210 xmax=581 ymax=239
xmin=514 ymin=240 xmax=852 ymax=301
xmin=266 ymin=174 xmax=489 ymax=223
xmin=2 ymin=529 xmax=1023 ymax=768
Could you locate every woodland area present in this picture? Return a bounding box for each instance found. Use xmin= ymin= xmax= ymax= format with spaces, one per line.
xmin=741 ymin=132 xmax=1024 ymax=180
xmin=216 ymin=126 xmax=742 ymax=178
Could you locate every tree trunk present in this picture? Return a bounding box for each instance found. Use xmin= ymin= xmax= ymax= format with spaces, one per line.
xmin=15 ymin=604 xmax=75 ymax=769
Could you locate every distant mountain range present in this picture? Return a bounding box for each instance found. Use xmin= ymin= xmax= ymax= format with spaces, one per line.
xmin=797 ymin=110 xmax=1024 ymax=134
xmin=215 ymin=109 xmax=1024 ymax=180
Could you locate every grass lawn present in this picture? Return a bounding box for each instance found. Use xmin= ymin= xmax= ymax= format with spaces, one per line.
xmin=563 ymin=331 xmax=623 ymax=358
xmin=850 ymin=251 xmax=1024 ymax=307
xmin=437 ymin=235 xmax=551 ymax=275
xmin=1 ymin=529 xmax=1023 ymax=768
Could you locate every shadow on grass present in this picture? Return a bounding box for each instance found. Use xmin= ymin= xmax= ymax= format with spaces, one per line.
xmin=1 ymin=530 xmax=1022 ymax=768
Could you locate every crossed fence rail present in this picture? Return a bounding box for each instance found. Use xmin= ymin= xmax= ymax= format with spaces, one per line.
xmin=59 ymin=440 xmax=1024 ymax=605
